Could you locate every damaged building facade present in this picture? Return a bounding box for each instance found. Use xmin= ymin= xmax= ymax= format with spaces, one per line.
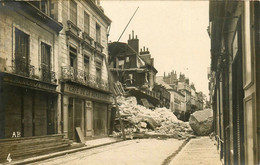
xmin=209 ymin=1 xmax=259 ymax=164
xmin=108 ymin=31 xmax=161 ymax=108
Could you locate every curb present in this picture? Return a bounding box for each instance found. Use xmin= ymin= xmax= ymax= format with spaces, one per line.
xmin=5 ymin=139 xmax=124 ymax=165
xmin=161 ymin=137 xmax=193 ymax=165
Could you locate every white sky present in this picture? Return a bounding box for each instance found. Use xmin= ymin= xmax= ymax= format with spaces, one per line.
xmin=101 ymin=1 xmax=210 ymax=96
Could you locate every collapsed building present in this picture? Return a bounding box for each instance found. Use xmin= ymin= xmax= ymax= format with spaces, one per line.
xmin=108 ymin=31 xmax=170 ymax=109
xmin=113 ymin=96 xmax=193 ymax=139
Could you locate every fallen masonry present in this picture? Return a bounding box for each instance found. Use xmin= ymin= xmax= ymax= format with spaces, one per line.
xmin=113 ymin=96 xmax=194 ymax=140
xmin=189 ymin=109 xmax=213 ymax=136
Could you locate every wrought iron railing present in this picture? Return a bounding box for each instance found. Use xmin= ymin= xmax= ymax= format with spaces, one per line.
xmin=61 ymin=66 xmax=109 ymax=91
xmin=41 ymin=65 xmax=56 ymax=84
xmin=12 ymin=58 xmax=35 ymax=78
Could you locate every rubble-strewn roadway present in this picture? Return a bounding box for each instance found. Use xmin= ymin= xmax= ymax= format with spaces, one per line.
xmin=31 ymin=136 xmax=222 ymax=165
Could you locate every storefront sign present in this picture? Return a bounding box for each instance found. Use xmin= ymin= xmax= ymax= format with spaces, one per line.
xmin=3 ymin=73 xmax=57 ymax=91
xmin=64 ymin=83 xmax=111 ymax=103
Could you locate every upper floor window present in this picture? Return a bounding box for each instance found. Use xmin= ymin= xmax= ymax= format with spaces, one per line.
xmin=96 ymin=61 xmax=102 ymax=81
xmin=69 ymin=46 xmax=77 ymax=68
xmin=96 ymin=23 xmax=101 ymax=43
xmin=41 ymin=42 xmax=51 ymax=69
xmin=30 ymin=0 xmax=49 ymax=15
xmin=70 ymin=0 xmax=77 ymax=25
xmin=84 ymin=12 xmax=90 ymax=34
xmin=15 ymin=29 xmax=29 ymax=61
xmin=84 ymin=55 xmax=90 ymax=74
xmin=95 ymin=55 xmax=102 ymax=81
xmin=41 ymin=42 xmax=52 ymax=82
xmin=15 ymin=28 xmax=30 ymax=76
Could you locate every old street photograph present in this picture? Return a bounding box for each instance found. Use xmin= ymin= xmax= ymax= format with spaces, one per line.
xmin=0 ymin=0 xmax=259 ymax=165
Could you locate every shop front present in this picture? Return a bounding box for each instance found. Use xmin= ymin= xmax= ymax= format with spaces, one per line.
xmin=61 ymin=83 xmax=112 ymax=141
xmin=0 ymin=72 xmax=58 ymax=139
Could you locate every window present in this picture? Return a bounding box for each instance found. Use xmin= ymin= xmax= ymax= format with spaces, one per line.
xmin=69 ymin=46 xmax=77 ymax=68
xmin=41 ymin=42 xmax=51 ymax=69
xmin=70 ymin=0 xmax=77 ymax=25
xmin=30 ymin=0 xmax=49 ymax=15
xmin=15 ymin=29 xmax=29 ymax=61
xmin=96 ymin=62 xmax=102 ymax=81
xmin=84 ymin=12 xmax=90 ymax=34
xmin=84 ymin=55 xmax=90 ymax=74
xmin=41 ymin=42 xmax=51 ymax=82
xmin=15 ymin=28 xmax=30 ymax=76
xmin=96 ymin=23 xmax=101 ymax=43
xmin=126 ymin=57 xmax=130 ymax=62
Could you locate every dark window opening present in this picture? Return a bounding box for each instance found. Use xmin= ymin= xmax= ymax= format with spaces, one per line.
xmin=84 ymin=12 xmax=90 ymax=34
xmin=30 ymin=0 xmax=49 ymax=15
xmin=96 ymin=23 xmax=101 ymax=43
xmin=15 ymin=28 xmax=30 ymax=76
xmin=70 ymin=0 xmax=77 ymax=25
xmin=41 ymin=42 xmax=52 ymax=82
xmin=69 ymin=46 xmax=77 ymax=68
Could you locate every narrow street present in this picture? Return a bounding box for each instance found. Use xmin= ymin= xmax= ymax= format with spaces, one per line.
xmin=30 ymin=137 xmax=222 ymax=165
xmin=31 ymin=138 xmax=183 ymax=165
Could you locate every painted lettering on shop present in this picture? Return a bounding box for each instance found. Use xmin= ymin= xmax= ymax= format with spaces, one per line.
xmin=12 ymin=131 xmax=21 ymax=138
xmin=65 ymin=84 xmax=110 ymax=102
xmin=3 ymin=74 xmax=56 ymax=91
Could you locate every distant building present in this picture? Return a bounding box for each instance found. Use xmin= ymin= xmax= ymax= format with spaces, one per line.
xmin=156 ymin=76 xmax=185 ymax=120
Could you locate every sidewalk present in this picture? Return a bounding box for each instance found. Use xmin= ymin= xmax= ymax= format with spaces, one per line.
xmin=169 ymin=136 xmax=222 ymax=165
xmin=5 ymin=137 xmax=123 ymax=165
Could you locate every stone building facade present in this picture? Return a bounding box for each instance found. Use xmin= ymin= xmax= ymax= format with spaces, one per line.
xmin=55 ymin=0 xmax=112 ymax=139
xmin=209 ymin=1 xmax=259 ymax=164
xmin=0 ymin=0 xmax=112 ymax=142
xmin=0 ymin=1 xmax=62 ymax=139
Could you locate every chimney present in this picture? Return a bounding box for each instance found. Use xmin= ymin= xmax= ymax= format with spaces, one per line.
xmin=128 ymin=30 xmax=139 ymax=53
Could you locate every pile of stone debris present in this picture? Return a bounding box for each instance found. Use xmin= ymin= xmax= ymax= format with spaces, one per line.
xmin=113 ymin=96 xmax=194 ymax=140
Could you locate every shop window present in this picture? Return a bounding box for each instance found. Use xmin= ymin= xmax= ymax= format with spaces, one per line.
xmin=69 ymin=46 xmax=77 ymax=68
xmin=96 ymin=23 xmax=101 ymax=43
xmin=70 ymin=0 xmax=77 ymax=25
xmin=84 ymin=12 xmax=90 ymax=34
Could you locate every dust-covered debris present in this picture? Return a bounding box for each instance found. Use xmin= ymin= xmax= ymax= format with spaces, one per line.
xmin=114 ymin=96 xmax=194 ymax=139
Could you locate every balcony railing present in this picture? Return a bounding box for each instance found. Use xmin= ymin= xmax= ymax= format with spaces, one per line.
xmin=12 ymin=58 xmax=35 ymax=78
xmin=41 ymin=65 xmax=56 ymax=84
xmin=61 ymin=66 xmax=109 ymax=91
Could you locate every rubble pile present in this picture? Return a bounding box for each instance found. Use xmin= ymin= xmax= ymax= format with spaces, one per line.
xmin=114 ymin=96 xmax=194 ymax=139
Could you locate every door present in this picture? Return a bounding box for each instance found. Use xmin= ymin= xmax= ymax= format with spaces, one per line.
xmin=22 ymin=89 xmax=33 ymax=137
xmin=47 ymin=96 xmax=55 ymax=135
xmin=93 ymin=102 xmax=107 ymax=136
xmin=68 ymin=97 xmax=74 ymax=140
